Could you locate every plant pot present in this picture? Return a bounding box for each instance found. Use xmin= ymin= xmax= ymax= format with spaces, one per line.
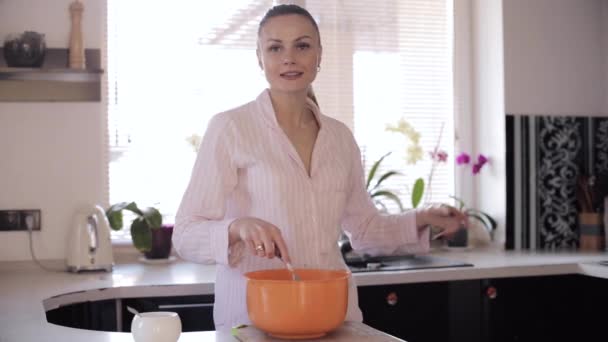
xmin=446 ymin=228 xmax=468 ymax=248
xmin=467 ymin=219 xmax=492 ymax=248
xmin=144 ymin=224 xmax=173 ymax=259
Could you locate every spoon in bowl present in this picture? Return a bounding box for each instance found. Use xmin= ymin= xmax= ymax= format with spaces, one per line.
xmin=274 ymin=246 xmax=301 ymax=281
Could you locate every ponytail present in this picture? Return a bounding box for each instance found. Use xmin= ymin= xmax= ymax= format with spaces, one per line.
xmin=307 ymin=86 xmax=320 ymax=109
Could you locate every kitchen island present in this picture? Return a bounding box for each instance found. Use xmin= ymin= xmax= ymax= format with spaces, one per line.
xmin=1 ymin=249 xmax=607 ymax=342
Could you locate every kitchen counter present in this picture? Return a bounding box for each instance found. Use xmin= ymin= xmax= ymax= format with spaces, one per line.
xmin=1 ymin=249 xmax=607 ymax=342
xmin=351 ymin=248 xmax=608 ymax=286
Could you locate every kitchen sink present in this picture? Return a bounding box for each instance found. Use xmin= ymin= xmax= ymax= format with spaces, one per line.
xmin=343 ymin=253 xmax=473 ymax=273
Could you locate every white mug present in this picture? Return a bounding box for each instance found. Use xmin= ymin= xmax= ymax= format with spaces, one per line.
xmin=131 ymin=311 xmax=182 ymax=342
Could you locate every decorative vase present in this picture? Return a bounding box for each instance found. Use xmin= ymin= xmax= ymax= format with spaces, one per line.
xmin=3 ymin=31 xmax=46 ymax=67
xmin=144 ymin=224 xmax=174 ymax=259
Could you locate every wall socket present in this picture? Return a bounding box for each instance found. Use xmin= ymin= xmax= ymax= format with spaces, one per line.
xmin=0 ymin=210 xmax=41 ymax=231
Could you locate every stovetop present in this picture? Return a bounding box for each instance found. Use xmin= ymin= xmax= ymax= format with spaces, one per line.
xmin=343 ymin=252 xmax=474 ymax=273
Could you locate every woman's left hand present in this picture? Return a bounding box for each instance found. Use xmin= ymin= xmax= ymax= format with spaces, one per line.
xmin=416 ymin=203 xmax=468 ymax=240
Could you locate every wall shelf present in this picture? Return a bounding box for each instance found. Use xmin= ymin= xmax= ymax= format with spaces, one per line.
xmin=0 ymin=67 xmax=103 ymax=82
xmin=0 ymin=48 xmax=103 ymax=102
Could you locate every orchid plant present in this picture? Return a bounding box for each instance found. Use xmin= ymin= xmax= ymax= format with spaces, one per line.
xmin=384 ymin=117 xmax=497 ymax=235
xmin=366 ymin=152 xmax=404 ymax=212
xmin=385 ymin=118 xmax=451 ymax=208
xmin=450 ymin=195 xmax=497 ymax=234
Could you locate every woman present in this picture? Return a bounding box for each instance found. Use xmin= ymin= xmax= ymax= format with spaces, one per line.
xmin=173 ymin=4 xmax=467 ymax=331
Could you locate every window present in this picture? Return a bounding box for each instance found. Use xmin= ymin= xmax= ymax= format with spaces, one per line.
xmin=107 ymin=0 xmax=454 ymax=240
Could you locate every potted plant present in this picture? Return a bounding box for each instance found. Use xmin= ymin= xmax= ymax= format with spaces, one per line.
xmin=446 ymin=195 xmax=497 ymax=247
xmin=106 ymin=202 xmax=173 ymax=259
xmin=340 ymin=152 xmax=405 ymax=255
xmin=366 ymin=152 xmax=404 ymax=213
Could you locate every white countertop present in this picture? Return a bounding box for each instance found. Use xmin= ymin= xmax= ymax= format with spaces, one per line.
xmin=1 ymin=248 xmax=607 ymax=342
xmin=351 ymin=248 xmax=608 ymax=286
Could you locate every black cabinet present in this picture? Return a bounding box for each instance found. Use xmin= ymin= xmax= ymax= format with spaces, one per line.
xmin=357 ymin=280 xmax=481 ymax=342
xmin=481 ymin=275 xmax=579 ymax=342
xmin=482 ymin=274 xmax=608 ymax=342
xmin=46 ymin=299 xmax=117 ymax=331
xmin=358 ymin=275 xmax=608 ymax=342
xmin=122 ymin=295 xmax=215 ymax=332
xmin=45 ymin=295 xmax=215 ymax=333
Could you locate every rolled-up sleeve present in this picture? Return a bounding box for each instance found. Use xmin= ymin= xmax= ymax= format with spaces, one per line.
xmin=339 ymin=133 xmax=430 ymax=256
xmin=172 ymin=114 xmax=242 ymax=266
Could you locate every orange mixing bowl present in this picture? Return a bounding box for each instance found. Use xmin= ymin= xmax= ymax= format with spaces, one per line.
xmin=244 ymin=268 xmax=349 ymax=340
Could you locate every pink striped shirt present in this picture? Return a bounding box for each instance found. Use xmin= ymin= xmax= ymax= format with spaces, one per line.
xmin=173 ymin=89 xmax=429 ymax=330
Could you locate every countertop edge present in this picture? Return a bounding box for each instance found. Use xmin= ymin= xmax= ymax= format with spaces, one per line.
xmin=31 ymin=251 xmax=608 ymax=309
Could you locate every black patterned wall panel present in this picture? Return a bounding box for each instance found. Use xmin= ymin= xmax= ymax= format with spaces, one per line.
xmin=506 ymin=115 xmax=608 ymax=250
xmin=596 ymin=120 xmax=608 ymax=176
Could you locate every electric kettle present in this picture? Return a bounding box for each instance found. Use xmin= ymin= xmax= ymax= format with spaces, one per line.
xmin=66 ymin=205 xmax=114 ymax=272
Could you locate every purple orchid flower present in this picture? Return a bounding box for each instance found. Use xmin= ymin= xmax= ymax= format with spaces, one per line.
xmin=472 ymin=154 xmax=488 ymax=174
xmin=456 ymin=152 xmax=470 ymax=165
xmin=430 ymin=150 xmax=448 ymax=162
xmin=472 ymin=163 xmax=482 ymax=174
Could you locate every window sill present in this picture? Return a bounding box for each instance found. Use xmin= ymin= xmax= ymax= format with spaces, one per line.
xmin=111 ymin=239 xmax=179 ymax=264
xmin=112 ymin=241 xmax=140 ymax=263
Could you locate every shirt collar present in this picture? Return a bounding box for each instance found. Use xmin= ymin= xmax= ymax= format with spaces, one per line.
xmin=256 ymin=88 xmax=323 ymax=130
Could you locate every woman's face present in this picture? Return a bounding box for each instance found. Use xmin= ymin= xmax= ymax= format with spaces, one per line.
xmin=257 ymin=14 xmax=322 ymax=95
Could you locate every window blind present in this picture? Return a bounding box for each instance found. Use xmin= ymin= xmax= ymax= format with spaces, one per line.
xmin=106 ymin=0 xmax=454 ymax=240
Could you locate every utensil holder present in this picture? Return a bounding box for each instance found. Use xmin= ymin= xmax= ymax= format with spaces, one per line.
xmin=578 ymin=212 xmax=605 ymax=251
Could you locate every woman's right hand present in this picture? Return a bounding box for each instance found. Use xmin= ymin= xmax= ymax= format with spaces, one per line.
xmin=228 ymin=217 xmax=291 ymax=262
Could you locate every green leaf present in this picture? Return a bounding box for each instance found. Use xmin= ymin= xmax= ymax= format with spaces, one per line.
xmin=466 ymin=212 xmax=491 ymax=231
xmin=142 ymin=207 xmax=162 ymax=229
xmin=105 ymin=201 xmax=146 ymax=230
xmin=371 ymin=190 xmax=404 ymax=212
xmin=466 ymin=209 xmax=497 ymax=231
xmin=131 ymin=217 xmax=152 ymax=252
xmin=108 ymin=202 xmax=130 ymax=212
xmin=366 ymin=152 xmax=391 ymax=190
xmin=106 ymin=209 xmax=123 ymax=231
xmin=106 ymin=203 xmax=123 ymax=230
xmin=411 ymin=178 xmax=425 ymax=208
xmin=124 ymin=202 xmax=144 ymax=216
xmin=372 ymin=171 xmax=401 ymax=191
xmin=105 ymin=202 xmax=131 ymax=230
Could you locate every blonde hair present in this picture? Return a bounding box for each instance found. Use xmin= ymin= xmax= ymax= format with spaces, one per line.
xmin=307 ymin=86 xmax=319 ymax=108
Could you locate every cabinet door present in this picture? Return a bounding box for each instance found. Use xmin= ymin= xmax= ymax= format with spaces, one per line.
xmin=447 ymin=280 xmax=482 ymax=342
xmin=357 ymin=282 xmax=450 ymax=342
xmin=122 ymin=295 xmax=214 ymax=332
xmin=577 ymin=274 xmax=608 ymax=340
xmin=482 ymin=275 xmax=587 ymax=342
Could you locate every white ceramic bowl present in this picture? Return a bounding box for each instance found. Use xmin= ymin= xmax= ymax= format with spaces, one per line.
xmin=131 ymin=311 xmax=182 ymax=342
